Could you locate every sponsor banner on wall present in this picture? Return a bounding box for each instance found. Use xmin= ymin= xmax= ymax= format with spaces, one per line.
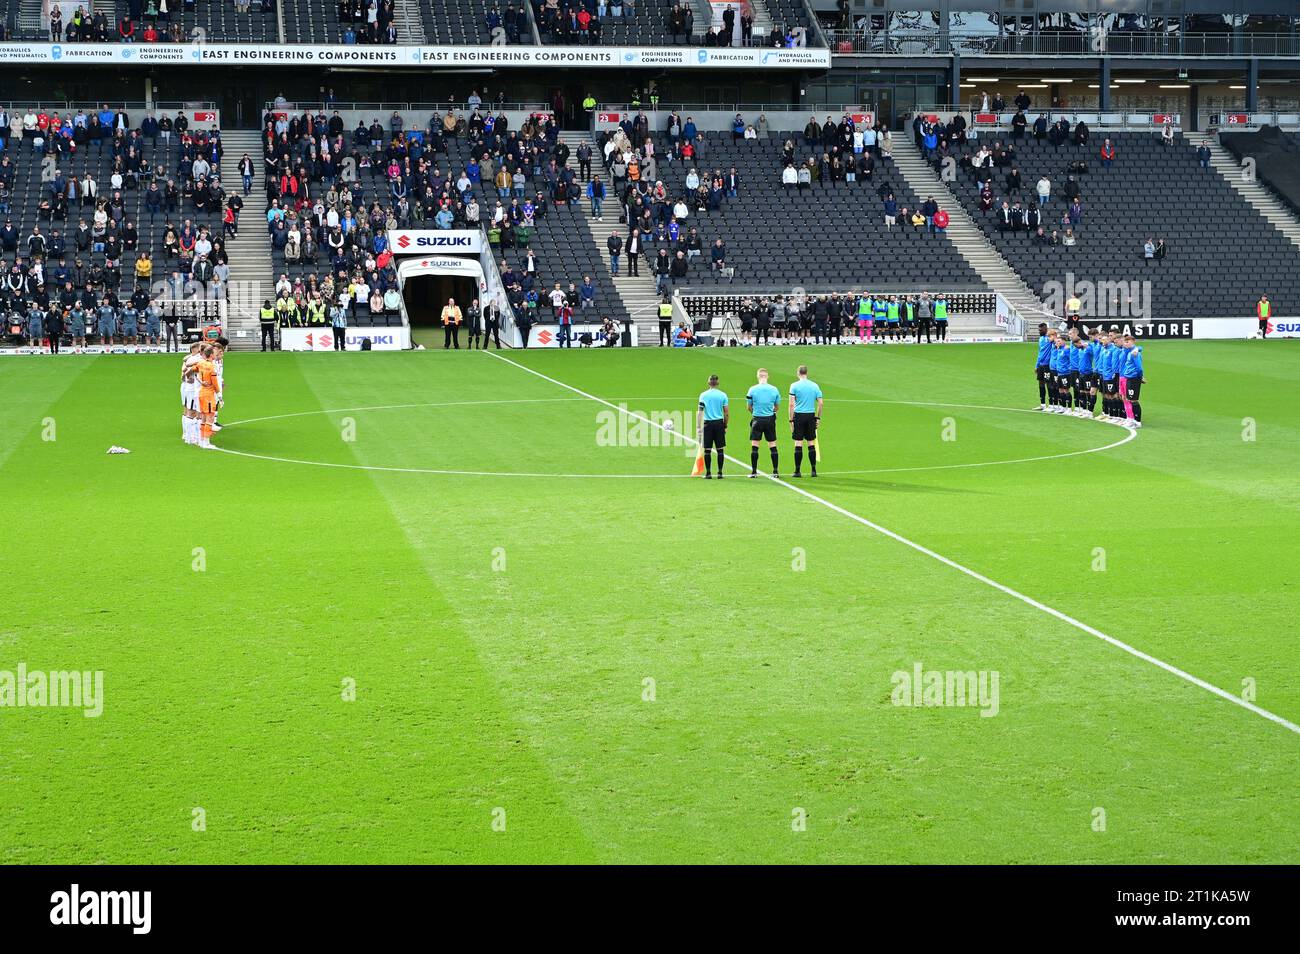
xmin=994 ymin=292 xmax=1026 ymax=338
xmin=524 ymin=323 xmax=636 ymax=348
xmin=1266 ymin=319 xmax=1300 ymax=338
xmin=1078 ymin=319 xmax=1195 ymax=339
xmin=279 ymin=327 xmax=411 ymax=351
xmin=1076 ymin=317 xmax=1288 ymax=340
xmin=1192 ymin=317 xmax=1300 ymax=339
xmin=0 ymin=42 xmax=829 ymax=69
xmin=1189 ymin=317 xmax=1254 ymax=339
xmin=388 ymin=230 xmax=482 ymax=254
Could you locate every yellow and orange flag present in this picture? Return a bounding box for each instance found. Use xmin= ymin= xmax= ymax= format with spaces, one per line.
xmin=813 ymin=436 xmax=822 ymax=463
xmin=691 ymin=444 xmax=705 ymax=477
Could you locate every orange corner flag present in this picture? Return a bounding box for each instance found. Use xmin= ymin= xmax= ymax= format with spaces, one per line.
xmin=691 ymin=445 xmax=705 ymax=477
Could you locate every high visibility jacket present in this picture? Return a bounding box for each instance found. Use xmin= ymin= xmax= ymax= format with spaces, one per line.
xmin=658 ymin=303 xmax=673 ymax=320
xmin=1258 ymin=299 xmax=1271 ymax=318
xmin=934 ymin=299 xmax=949 ymax=320
xmin=259 ymin=306 xmax=276 ymax=325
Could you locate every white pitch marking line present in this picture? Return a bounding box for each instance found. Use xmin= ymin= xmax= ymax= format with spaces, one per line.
xmin=211 ymin=446 xmax=681 ymax=479
xmin=484 ymin=350 xmax=1300 ymax=738
xmin=213 ymin=398 xmax=1130 ymax=479
xmin=220 ymin=397 xmax=589 ymax=428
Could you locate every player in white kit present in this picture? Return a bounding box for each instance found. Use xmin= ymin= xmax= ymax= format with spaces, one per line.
xmin=181 ymin=343 xmax=203 ymax=444
xmin=210 ymin=337 xmax=227 ymax=432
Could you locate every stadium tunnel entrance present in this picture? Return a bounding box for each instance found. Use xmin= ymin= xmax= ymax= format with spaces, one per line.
xmin=401 ymin=272 xmax=480 ymax=328
xmin=393 ymin=241 xmax=488 ymax=331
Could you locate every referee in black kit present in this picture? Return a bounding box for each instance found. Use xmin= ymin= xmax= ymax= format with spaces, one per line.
xmin=696 ymin=374 xmax=730 ymax=479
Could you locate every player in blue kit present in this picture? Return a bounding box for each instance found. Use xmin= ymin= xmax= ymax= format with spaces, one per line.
xmin=1085 ymin=331 xmax=1104 ymax=417
xmin=1098 ymin=331 xmax=1122 ymax=421
xmin=1048 ymin=334 xmax=1070 ymax=414
xmin=1071 ymin=335 xmax=1093 ymax=417
xmin=1035 ymin=324 xmax=1054 ymax=409
xmin=746 ymin=368 xmax=782 ymax=479
xmin=1119 ymin=334 xmax=1145 ymax=428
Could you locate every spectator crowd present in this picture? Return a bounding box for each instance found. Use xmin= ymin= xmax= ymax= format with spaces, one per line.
xmin=1 ymin=104 xmax=232 ymax=351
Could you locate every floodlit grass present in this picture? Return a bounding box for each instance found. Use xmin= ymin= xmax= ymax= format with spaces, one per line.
xmin=1 ymin=340 xmax=1297 ymax=863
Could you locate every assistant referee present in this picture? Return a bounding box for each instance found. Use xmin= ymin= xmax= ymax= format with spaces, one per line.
xmin=697 ymin=373 xmax=730 ymax=479
xmin=788 ymin=364 xmax=824 ymax=478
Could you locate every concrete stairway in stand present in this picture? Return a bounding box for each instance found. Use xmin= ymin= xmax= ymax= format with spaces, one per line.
xmin=394 ymin=0 xmax=427 ymax=43
xmin=220 ymin=129 xmax=273 ymax=350
xmin=892 ymin=136 xmax=1050 ymax=337
xmin=1207 ymin=137 xmax=1300 ymax=252
xmin=558 ymin=130 xmax=667 ymax=346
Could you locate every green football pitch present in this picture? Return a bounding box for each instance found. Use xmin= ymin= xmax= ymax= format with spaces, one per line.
xmin=1 ymin=340 xmax=1297 ymax=864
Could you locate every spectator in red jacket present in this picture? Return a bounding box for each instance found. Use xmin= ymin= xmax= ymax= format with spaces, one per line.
xmin=1100 ymin=138 xmax=1116 ymax=168
xmin=933 ymin=208 xmax=950 ymax=233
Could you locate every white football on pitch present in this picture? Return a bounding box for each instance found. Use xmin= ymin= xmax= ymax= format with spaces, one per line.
xmin=663 ymin=419 xmax=675 ymax=431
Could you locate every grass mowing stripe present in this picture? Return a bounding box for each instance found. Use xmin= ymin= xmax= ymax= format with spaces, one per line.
xmin=485 ymin=349 xmax=1300 ymax=740
xmin=0 ymin=356 xmax=98 ymax=472
xmin=291 ymin=354 xmax=601 ymax=862
xmin=0 ymin=354 xmax=599 ymax=862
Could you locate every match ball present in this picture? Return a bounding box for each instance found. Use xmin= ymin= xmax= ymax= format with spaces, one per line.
xmin=663 ymin=419 xmax=675 ymax=431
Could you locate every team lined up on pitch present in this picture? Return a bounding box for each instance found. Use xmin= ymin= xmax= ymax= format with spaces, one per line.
xmin=1035 ymin=324 xmax=1146 ymax=428
xmin=180 ymin=338 xmax=226 ymax=449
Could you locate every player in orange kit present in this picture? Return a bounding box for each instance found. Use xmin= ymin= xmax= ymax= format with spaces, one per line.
xmin=196 ymin=343 xmax=222 ymax=450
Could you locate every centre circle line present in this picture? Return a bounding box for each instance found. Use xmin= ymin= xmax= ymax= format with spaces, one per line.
xmin=210 ymin=398 xmax=1135 ymax=478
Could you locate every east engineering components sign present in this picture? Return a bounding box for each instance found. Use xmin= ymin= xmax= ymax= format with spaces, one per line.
xmin=0 ymin=42 xmax=831 ymax=69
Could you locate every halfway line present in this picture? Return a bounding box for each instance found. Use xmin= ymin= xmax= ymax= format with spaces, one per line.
xmin=483 ymin=349 xmax=1300 ymax=738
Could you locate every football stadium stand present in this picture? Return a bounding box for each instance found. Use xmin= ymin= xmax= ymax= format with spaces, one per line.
xmin=6 ymin=99 xmax=1300 ymax=351
xmin=1216 ymin=126 xmax=1300 ymax=237
xmin=0 ymin=107 xmax=225 ymax=297
xmin=535 ymin=1 xmax=686 ymax=47
xmin=636 ymin=126 xmax=983 ymax=290
xmin=258 ymin=108 xmax=629 ymax=339
xmin=938 ymin=127 xmax=1300 ymax=319
xmin=5 ymin=0 xmax=41 ymax=40
xmin=280 ymin=0 xmax=341 ymax=44
xmin=422 ymin=0 xmax=532 ymax=45
xmin=106 ymin=0 xmax=279 ymax=43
